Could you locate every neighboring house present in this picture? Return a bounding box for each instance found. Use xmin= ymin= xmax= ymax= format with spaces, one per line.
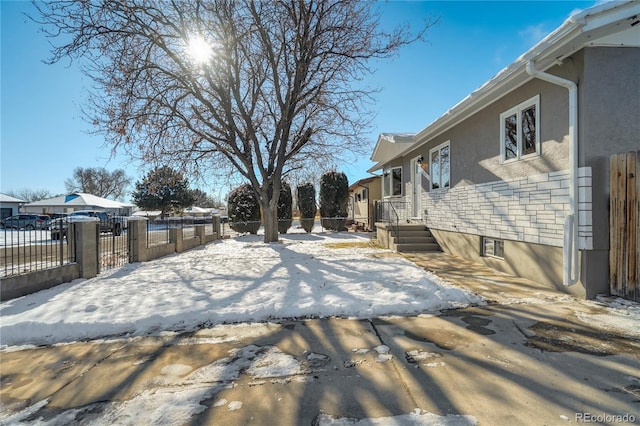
xmin=0 ymin=193 xmax=26 ymax=221
xmin=370 ymin=2 xmax=640 ymax=299
xmin=348 ymin=176 xmax=382 ymax=231
xmin=24 ymin=193 xmax=134 ymax=216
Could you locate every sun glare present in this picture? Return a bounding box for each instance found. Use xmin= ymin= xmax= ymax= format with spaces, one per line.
xmin=186 ymin=35 xmax=213 ymax=65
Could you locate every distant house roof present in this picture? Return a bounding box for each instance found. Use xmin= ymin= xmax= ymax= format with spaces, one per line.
xmin=25 ymin=193 xmax=132 ymax=209
xmin=0 ymin=193 xmax=26 ymax=203
xmin=349 ymin=176 xmax=380 ymax=192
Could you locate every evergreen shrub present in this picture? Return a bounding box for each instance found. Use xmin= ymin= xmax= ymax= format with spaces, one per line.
xmin=227 ymin=184 xmax=261 ymax=234
xmin=277 ymin=181 xmax=293 ymax=234
xmin=297 ymin=182 xmax=316 ymax=233
xmin=319 ymin=171 xmax=349 ymax=231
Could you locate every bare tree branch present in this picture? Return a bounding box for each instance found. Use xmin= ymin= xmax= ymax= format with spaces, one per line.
xmin=64 ymin=167 xmax=131 ymax=200
xmin=32 ymin=0 xmax=433 ymax=241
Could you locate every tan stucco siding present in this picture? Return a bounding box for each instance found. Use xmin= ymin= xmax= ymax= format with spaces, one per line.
xmin=431 ymin=228 xmax=586 ymax=298
xmin=349 ymin=177 xmax=382 ymax=230
xmin=404 ymin=77 xmax=572 ymax=189
xmin=581 ymin=47 xmax=640 ymax=251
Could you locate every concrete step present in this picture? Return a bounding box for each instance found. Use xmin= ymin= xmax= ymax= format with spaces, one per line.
xmin=390 ymin=231 xmax=433 ymax=240
xmin=395 ymin=243 xmax=441 ymax=253
xmin=377 ymin=222 xmax=441 ymax=253
xmin=389 ymin=230 xmax=434 ymax=238
xmin=391 ymin=224 xmax=429 ymax=231
xmin=392 ymin=236 xmax=437 ymax=245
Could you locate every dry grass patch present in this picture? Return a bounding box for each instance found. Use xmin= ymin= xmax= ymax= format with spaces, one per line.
xmin=323 ymin=240 xmax=382 ymax=250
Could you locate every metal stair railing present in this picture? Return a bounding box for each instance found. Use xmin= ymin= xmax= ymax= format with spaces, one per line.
xmin=375 ymin=200 xmax=406 ymax=246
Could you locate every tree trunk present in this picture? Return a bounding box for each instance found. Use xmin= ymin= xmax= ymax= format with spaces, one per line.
xmin=262 ymin=201 xmax=279 ymax=243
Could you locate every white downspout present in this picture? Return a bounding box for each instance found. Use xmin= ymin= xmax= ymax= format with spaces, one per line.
xmin=526 ymin=61 xmax=579 ymax=286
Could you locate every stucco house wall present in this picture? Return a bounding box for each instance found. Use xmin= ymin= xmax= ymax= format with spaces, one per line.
xmin=372 ymin=3 xmax=640 ymax=298
xmin=391 ymin=70 xmax=592 ymax=297
xmin=576 ymin=47 xmax=640 ymax=296
xmin=403 ymin=77 xmax=572 ymax=189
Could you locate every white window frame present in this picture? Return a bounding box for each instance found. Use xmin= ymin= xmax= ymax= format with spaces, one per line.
xmin=500 ymin=95 xmax=540 ymax=163
xmin=482 ymin=237 xmax=505 ymax=259
xmin=391 ymin=167 xmax=403 ymax=196
xmin=429 ymin=141 xmax=450 ymax=191
xmin=383 ymin=166 xmax=403 ymax=197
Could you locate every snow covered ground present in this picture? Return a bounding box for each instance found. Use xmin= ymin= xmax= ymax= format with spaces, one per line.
xmin=3 ymin=228 xmax=639 ymax=426
xmin=0 ymin=228 xmax=53 ymax=245
xmin=0 ymin=229 xmax=484 ymax=348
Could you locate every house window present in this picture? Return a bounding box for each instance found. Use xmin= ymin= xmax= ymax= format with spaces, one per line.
xmin=482 ymin=237 xmax=505 ymax=259
xmin=430 ymin=141 xmax=450 ymax=190
xmin=500 ymin=95 xmax=540 ymax=162
xmin=383 ymin=167 xmax=402 ymax=197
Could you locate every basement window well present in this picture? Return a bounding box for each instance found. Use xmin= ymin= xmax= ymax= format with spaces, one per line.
xmin=482 ymin=237 xmax=504 ymax=259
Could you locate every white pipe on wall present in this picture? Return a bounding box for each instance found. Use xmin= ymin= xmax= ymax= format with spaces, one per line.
xmin=525 ymin=61 xmax=579 ymax=286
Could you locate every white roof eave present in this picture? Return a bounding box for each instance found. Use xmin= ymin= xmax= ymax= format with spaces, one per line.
xmin=369 ymin=133 xmax=416 ymax=164
xmin=367 ymin=162 xmax=383 ymax=174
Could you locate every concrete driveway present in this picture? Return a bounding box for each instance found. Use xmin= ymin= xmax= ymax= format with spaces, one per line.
xmin=1 ymin=252 xmax=638 ymax=425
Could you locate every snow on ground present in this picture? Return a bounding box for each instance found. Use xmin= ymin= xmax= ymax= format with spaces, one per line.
xmin=576 ymin=295 xmax=640 ymax=338
xmin=0 ymin=229 xmax=53 ymax=245
xmin=317 ymin=410 xmax=477 ymax=426
xmin=0 ymin=231 xmax=484 ymax=348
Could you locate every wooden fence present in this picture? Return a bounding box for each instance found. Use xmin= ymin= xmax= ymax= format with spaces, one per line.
xmin=609 ymin=150 xmax=639 ymax=302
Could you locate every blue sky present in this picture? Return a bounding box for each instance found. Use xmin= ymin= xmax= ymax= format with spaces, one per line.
xmin=1 ymin=0 xmax=597 ymax=201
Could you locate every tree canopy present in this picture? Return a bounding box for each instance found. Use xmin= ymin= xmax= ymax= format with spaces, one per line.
xmin=132 ymin=166 xmax=196 ymax=217
xmin=64 ymin=167 xmax=131 ymax=200
xmin=34 ymin=0 xmax=431 ymax=242
xmin=191 ymin=189 xmax=219 ymax=208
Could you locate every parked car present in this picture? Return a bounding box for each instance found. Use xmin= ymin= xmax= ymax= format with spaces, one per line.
xmin=0 ymin=214 xmax=50 ymax=230
xmin=38 ymin=215 xmax=52 ymax=230
xmin=50 ymin=210 xmax=123 ymax=240
xmin=50 ymin=216 xmax=95 ymax=240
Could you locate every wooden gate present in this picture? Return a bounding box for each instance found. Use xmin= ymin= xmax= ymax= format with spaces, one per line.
xmin=609 ymin=151 xmax=639 ymax=302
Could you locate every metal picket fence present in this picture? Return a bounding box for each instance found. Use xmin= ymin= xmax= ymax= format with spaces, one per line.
xmin=98 ymin=217 xmax=129 ymax=272
xmin=1 ymin=218 xmax=75 ymax=278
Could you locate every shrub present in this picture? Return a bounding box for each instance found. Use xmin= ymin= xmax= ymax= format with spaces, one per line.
xmin=297 ymin=182 xmax=316 ymax=233
xmin=319 ymin=171 xmax=349 ymax=231
xmin=277 ymin=181 xmax=293 ymax=234
xmin=227 ymin=184 xmax=261 ymax=234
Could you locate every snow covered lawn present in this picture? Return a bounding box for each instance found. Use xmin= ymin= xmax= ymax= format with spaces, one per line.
xmin=0 ymin=231 xmax=483 ymax=348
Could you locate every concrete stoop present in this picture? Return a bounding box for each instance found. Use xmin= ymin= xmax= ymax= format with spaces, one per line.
xmin=388 ymin=224 xmax=440 ymax=253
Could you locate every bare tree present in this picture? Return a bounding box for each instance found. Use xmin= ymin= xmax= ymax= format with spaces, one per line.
xmin=34 ymin=0 xmax=432 ymax=242
xmin=5 ymin=188 xmax=53 ymax=202
xmin=191 ymin=189 xmax=218 ymax=208
xmin=64 ymin=167 xmax=131 ymax=200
